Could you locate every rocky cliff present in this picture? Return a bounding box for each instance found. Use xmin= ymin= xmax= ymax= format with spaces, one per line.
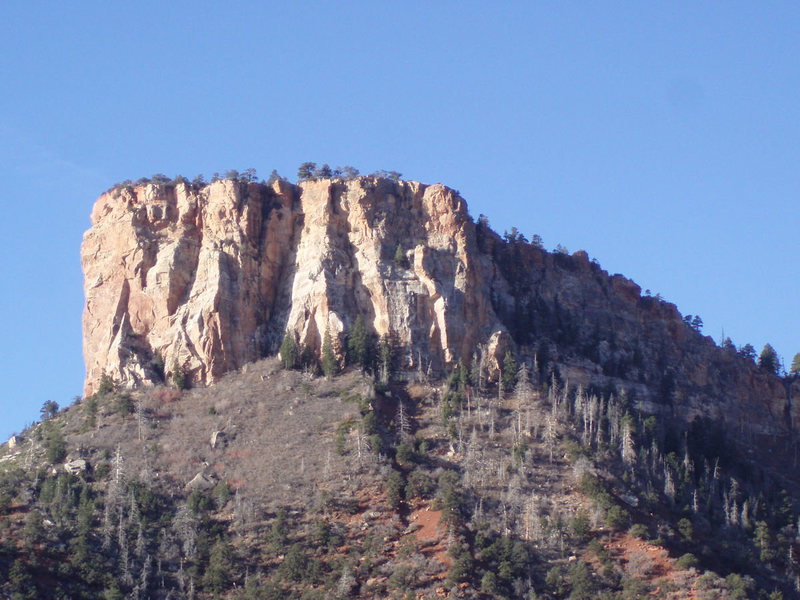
xmin=82 ymin=176 xmax=798 ymax=448
xmin=82 ymin=177 xmax=500 ymax=395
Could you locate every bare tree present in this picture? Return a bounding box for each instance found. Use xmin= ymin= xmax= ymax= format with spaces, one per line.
xmin=621 ymin=421 xmax=636 ymax=467
xmin=136 ymin=395 xmax=145 ymax=441
xmin=515 ymin=363 xmax=536 ymax=408
xmin=397 ymin=402 xmax=410 ymax=438
xmin=544 ymin=414 xmax=557 ymax=464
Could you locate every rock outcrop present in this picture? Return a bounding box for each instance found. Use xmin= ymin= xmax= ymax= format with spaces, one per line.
xmin=82 ymin=177 xmax=502 ymax=397
xmin=82 ymin=175 xmax=799 ymax=449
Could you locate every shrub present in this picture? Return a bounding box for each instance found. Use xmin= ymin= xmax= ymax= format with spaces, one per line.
xmin=571 ymin=509 xmax=592 ymax=541
xmin=605 ymin=505 xmax=630 ymax=531
xmin=566 ymin=560 xmax=597 ymax=599
xmin=396 ymin=440 xmax=415 ymax=464
xmin=628 ymin=523 xmax=648 ymax=540
xmin=97 ymin=373 xmax=114 ymax=396
xmin=45 ymin=426 xmax=67 ymax=464
xmin=406 ymin=469 xmax=434 ymax=500
xmin=579 ymin=473 xmax=612 ymax=508
xmin=480 ymin=570 xmax=498 ymax=594
xmin=675 ymin=553 xmax=698 ymax=570
xmin=213 ymin=481 xmax=231 ymax=508
xmin=677 ymin=517 xmax=693 ymax=543
xmin=113 ymin=393 xmax=134 ymax=417
xmin=626 ymin=549 xmax=656 ymax=577
xmin=394 ymin=244 xmax=408 ymax=267
xmin=82 ymin=395 xmax=97 ymax=430
xmin=335 ymin=420 xmax=354 ymax=455
xmin=187 ymin=490 xmax=212 ymax=515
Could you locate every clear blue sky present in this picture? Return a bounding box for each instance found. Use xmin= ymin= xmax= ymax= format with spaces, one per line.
xmin=1 ymin=2 xmax=797 ymax=441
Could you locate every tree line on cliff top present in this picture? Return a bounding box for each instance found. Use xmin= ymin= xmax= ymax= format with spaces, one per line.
xmin=107 ymin=166 xmax=797 ymax=378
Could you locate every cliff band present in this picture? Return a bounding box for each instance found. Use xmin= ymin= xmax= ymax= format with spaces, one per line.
xmin=82 ymin=176 xmax=798 ymax=445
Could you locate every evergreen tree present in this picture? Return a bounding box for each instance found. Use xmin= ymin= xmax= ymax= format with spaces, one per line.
xmin=457 ymin=358 xmax=469 ymax=391
xmin=97 ymin=372 xmax=115 ymax=396
xmin=40 ymin=400 xmax=59 ymax=421
xmin=314 ymin=163 xmax=332 ymax=179
xmin=502 ymin=351 xmax=518 ymax=393
xmin=339 ymin=165 xmax=360 ymax=180
xmin=172 ymin=359 xmax=187 ymax=390
xmin=297 ymin=162 xmax=316 ymax=181
xmin=279 ymin=332 xmax=298 ymax=370
xmin=347 ymin=315 xmax=370 ymax=369
xmin=394 ymin=243 xmax=408 ymax=267
xmin=45 ymin=425 xmax=67 ymax=464
xmin=790 ymin=353 xmax=800 ymax=375
xmin=204 ymin=539 xmax=234 ymax=592
xmin=321 ymin=329 xmax=338 ymax=379
xmin=758 ymin=344 xmax=780 ymax=375
xmin=738 ymin=343 xmax=757 ymax=362
xmin=379 ymin=334 xmax=394 ymax=383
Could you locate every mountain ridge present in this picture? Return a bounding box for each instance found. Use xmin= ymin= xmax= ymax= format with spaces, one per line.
xmin=0 ymin=172 xmax=797 ymax=598
xmin=81 ymin=174 xmax=798 ymax=454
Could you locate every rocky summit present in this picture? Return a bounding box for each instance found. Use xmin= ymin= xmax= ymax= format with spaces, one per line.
xmin=82 ymin=175 xmax=797 ymax=451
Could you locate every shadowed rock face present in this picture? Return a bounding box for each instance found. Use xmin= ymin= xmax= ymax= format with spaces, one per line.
xmin=82 ymin=176 xmax=798 ymax=447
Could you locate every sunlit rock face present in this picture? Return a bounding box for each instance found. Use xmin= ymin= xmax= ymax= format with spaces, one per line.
xmin=82 ymin=177 xmax=502 ymax=396
xmin=82 ymin=175 xmax=798 ymax=448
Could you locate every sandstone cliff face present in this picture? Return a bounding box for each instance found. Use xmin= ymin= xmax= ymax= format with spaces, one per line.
xmin=82 ymin=176 xmax=798 ymax=448
xmin=82 ymin=178 xmax=501 ymax=396
xmin=83 ymin=179 xmax=299 ymax=394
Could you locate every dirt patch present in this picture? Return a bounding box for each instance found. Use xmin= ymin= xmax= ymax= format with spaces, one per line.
xmin=409 ymin=502 xmax=452 ymax=570
xmin=602 ymin=533 xmax=701 ymax=599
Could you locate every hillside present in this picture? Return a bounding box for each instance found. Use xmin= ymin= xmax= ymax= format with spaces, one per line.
xmin=1 ymin=171 xmax=798 ymax=599
xmin=2 ymin=353 xmax=797 ymax=599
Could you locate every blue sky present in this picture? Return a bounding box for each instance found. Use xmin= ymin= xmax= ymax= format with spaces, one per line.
xmin=0 ymin=2 xmax=798 ymax=441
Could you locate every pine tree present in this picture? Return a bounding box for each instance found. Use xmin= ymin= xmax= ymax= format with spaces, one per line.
xmin=758 ymin=343 xmax=780 ymax=375
xmin=502 ymin=351 xmax=518 ymax=393
xmin=394 ymin=243 xmax=408 ymax=267
xmin=279 ymin=332 xmax=298 ymax=369
xmin=297 ymin=162 xmax=316 ymax=181
xmin=172 ymin=359 xmax=187 ymax=390
xmin=347 ymin=315 xmax=370 ymax=369
xmin=322 ymin=329 xmax=339 ymax=379
xmin=379 ymin=334 xmax=394 ymax=383
xmin=314 ymin=163 xmax=332 ymax=179
xmin=792 ymin=353 xmax=800 ymax=375
xmin=204 ymin=539 xmax=234 ymax=592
